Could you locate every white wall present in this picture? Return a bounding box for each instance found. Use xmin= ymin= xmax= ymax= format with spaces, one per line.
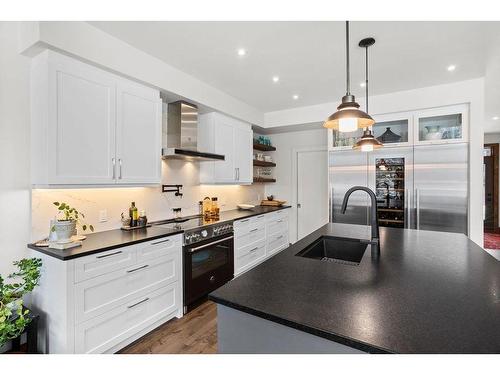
xmin=264 ymin=128 xmax=328 ymax=242
xmin=0 ymin=22 xmax=32 ymax=276
xmin=264 ymin=79 xmax=485 ymax=246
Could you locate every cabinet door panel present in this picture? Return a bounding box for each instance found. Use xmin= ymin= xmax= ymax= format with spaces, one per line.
xmin=213 ymin=120 xmax=235 ymax=182
xmin=49 ymin=65 xmax=116 ymax=184
xmin=116 ymin=82 xmax=161 ymax=184
xmin=234 ymin=126 xmax=253 ymax=184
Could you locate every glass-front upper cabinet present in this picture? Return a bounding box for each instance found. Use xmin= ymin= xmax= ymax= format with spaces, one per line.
xmin=372 ymin=112 xmax=412 ymax=147
xmin=327 ymin=128 xmax=364 ymax=150
xmin=414 ymin=104 xmax=468 ymax=145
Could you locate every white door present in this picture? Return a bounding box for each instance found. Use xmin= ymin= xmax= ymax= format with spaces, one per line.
xmin=116 ymin=81 xmax=162 ymax=184
xmin=48 ymin=62 xmax=116 ymax=184
xmin=213 ymin=119 xmax=236 ymax=183
xmin=234 ymin=126 xmax=253 ymax=184
xmin=297 ymin=149 xmax=328 ymax=240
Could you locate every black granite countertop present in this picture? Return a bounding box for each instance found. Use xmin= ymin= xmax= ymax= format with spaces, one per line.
xmin=28 ymin=205 xmax=291 ymax=261
xmin=28 ymin=226 xmax=184 ymax=261
xmin=209 ymin=223 xmax=500 ymax=354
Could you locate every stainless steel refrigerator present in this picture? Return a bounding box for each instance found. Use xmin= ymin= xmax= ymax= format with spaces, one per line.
xmin=329 ymin=143 xmax=468 ymax=235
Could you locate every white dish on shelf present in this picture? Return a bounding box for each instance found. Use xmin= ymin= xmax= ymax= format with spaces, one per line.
xmin=237 ymin=204 xmax=255 ymax=210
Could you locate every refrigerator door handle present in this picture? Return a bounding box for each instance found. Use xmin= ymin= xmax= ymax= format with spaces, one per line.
xmin=415 ymin=188 xmax=420 ymax=230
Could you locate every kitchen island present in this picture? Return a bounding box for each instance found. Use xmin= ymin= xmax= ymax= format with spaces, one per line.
xmin=209 ymin=223 xmax=500 ymax=354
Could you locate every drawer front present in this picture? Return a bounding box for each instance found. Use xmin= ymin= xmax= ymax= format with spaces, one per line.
xmin=235 ymin=239 xmax=266 ymax=275
xmin=75 ymin=250 xmax=180 ymax=323
xmin=136 ymin=234 xmax=182 ymax=263
xmin=234 ymin=214 xmax=266 ymax=234
xmin=267 ymin=231 xmax=289 ymax=257
xmin=75 ymin=283 xmax=180 ymax=354
xmin=266 ymin=209 xmax=288 ymax=222
xmin=234 ymin=225 xmax=265 ymax=249
xmin=267 ymin=217 xmax=288 ymax=235
xmin=74 ymin=246 xmax=137 ymax=283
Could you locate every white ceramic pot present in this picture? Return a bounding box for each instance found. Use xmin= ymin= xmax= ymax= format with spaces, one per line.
xmin=424 ymin=126 xmax=442 ymax=140
xmin=53 ymin=220 xmax=77 ymax=242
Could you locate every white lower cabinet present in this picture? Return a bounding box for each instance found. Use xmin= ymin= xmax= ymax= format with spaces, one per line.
xmin=31 ymin=233 xmax=183 ymax=353
xmin=75 ymin=283 xmax=179 ymax=354
xmin=234 ymin=208 xmax=290 ymax=276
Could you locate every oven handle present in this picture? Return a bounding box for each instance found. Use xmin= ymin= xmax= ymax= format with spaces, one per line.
xmin=187 ymin=236 xmax=234 ymax=253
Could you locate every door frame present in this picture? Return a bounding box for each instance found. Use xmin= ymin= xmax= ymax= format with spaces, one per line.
xmin=484 ymin=143 xmax=499 ymax=233
xmin=292 ymin=146 xmax=328 ymax=242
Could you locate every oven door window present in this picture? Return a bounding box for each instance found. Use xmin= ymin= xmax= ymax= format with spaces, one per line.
xmin=191 ymin=242 xmax=230 ymax=279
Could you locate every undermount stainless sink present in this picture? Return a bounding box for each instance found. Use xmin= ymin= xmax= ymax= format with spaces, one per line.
xmin=295 ymin=236 xmax=368 ymax=265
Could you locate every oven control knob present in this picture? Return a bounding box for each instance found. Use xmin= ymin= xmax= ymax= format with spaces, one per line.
xmin=209 ymin=275 xmax=215 ymax=283
xmin=201 ymin=229 xmax=208 ymax=238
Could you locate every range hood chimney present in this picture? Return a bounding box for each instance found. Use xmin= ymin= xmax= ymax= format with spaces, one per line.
xmin=162 ymin=101 xmax=225 ymax=161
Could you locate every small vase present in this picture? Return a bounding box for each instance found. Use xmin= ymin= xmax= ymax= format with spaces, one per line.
xmin=424 ymin=125 xmax=442 ymax=140
xmin=53 ymin=220 xmax=77 ymax=243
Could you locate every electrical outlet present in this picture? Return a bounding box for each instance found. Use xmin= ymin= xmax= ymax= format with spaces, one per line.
xmin=99 ymin=209 xmax=107 ymax=223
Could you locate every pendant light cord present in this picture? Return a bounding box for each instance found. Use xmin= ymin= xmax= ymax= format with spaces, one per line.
xmin=345 ymin=21 xmax=350 ymax=95
xmin=365 ymin=45 xmax=369 ymax=114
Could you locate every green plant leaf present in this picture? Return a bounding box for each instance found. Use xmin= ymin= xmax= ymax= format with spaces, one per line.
xmin=89 ymin=225 xmax=94 ymax=232
xmin=82 ymin=225 xmax=87 ymax=231
xmin=53 ymin=201 xmax=60 ymax=206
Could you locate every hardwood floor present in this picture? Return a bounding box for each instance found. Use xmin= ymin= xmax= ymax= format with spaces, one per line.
xmin=119 ymin=301 xmax=217 ymax=354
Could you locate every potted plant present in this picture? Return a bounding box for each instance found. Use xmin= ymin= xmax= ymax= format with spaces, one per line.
xmin=51 ymin=202 xmax=94 ymax=242
xmin=0 ymin=258 xmax=42 ymax=350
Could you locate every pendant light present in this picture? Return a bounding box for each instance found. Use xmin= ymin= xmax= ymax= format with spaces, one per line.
xmin=353 ymin=37 xmax=383 ymax=152
xmin=323 ymin=21 xmax=375 ymax=132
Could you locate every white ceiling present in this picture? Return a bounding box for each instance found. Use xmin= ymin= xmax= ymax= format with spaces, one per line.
xmin=89 ymin=21 xmax=500 ymax=132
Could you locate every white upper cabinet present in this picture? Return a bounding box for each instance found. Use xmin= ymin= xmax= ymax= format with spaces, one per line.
xmin=199 ymin=112 xmax=253 ymax=185
xmin=327 ymin=104 xmax=469 ymax=151
xmin=116 ymin=81 xmax=162 ymax=184
xmin=31 ymin=51 xmax=161 ymax=186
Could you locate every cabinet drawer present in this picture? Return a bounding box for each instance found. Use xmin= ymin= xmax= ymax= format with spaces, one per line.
xmin=75 ymin=251 xmax=180 ymax=323
xmin=75 ymin=283 xmax=180 ymax=354
xmin=267 ymin=231 xmax=289 ymax=257
xmin=266 ymin=217 xmax=288 ymax=236
xmin=234 ymin=225 xmax=265 ymax=249
xmin=235 ymin=240 xmax=266 ymax=275
xmin=136 ymin=234 xmax=182 ymax=263
xmin=266 ymin=209 xmax=288 ymax=222
xmin=234 ymin=214 xmax=266 ymax=235
xmin=74 ymin=246 xmax=137 ymax=283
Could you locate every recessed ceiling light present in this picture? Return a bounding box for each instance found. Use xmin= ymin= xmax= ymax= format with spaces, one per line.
xmin=293 ymin=95 xmax=299 ymax=100
xmin=447 ymin=65 xmax=456 ymax=72
xmin=272 ymin=76 xmax=280 ymax=83
xmin=237 ymin=48 xmax=246 ymax=56
xmin=360 ymin=82 xmax=366 ymax=87
xmin=493 ymin=116 xmax=499 ymax=120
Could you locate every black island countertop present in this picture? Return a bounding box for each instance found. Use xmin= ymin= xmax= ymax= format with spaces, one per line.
xmin=209 ymin=223 xmax=500 ymax=354
xmin=28 ymin=205 xmax=291 ymax=261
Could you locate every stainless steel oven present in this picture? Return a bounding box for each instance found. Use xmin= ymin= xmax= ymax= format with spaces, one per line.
xmin=183 ymin=224 xmax=234 ymax=313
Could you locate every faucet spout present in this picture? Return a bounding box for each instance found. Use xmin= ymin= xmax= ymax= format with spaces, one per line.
xmin=341 ymin=186 xmax=380 ymax=252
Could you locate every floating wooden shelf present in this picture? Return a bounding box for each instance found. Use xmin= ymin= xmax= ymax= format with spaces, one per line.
xmin=253 ymin=143 xmax=276 ymax=152
xmin=253 ymin=160 xmax=276 ymax=167
xmin=253 ymin=177 xmax=276 ymax=183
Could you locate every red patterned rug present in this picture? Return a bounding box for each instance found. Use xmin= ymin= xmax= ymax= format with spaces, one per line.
xmin=484 ymin=233 xmax=500 ymax=250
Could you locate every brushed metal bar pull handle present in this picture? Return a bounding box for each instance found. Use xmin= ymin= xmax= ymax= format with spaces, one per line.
xmin=277 ymin=219 xmax=283 ymax=223
xmin=189 ymin=236 xmax=234 ymax=252
xmin=250 ymin=228 xmax=259 ymax=233
xmin=112 ymin=158 xmax=116 ymax=180
xmin=127 ymin=298 xmax=149 ymax=309
xmin=277 ymin=235 xmax=284 ymax=239
xmin=151 ymin=238 xmax=170 ymax=245
xmin=257 ymin=215 xmax=265 ymax=219
xmin=127 ymin=264 xmax=149 ymax=273
xmin=96 ymin=250 xmax=122 ymax=259
xmin=118 ymin=158 xmax=123 ymax=179
xmin=250 ymin=247 xmax=259 ymax=252
xmin=240 ymin=219 xmax=249 ymax=223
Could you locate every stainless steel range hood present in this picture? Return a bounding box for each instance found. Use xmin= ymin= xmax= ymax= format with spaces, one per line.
xmin=162 ymin=101 xmax=225 ymax=161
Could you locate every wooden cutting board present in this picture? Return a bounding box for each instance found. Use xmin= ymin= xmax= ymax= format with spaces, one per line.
xmin=261 ymin=200 xmax=286 ymax=207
